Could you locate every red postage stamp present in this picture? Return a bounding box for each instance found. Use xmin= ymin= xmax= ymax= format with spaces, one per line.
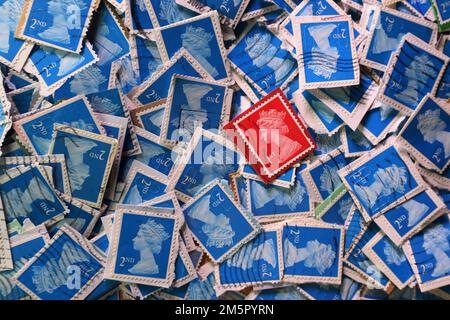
xmin=224 ymin=88 xmax=316 ymax=183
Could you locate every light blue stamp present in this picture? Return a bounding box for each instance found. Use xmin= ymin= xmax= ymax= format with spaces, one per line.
xmin=293 ymin=15 xmax=359 ymax=89
xmin=0 ymin=164 xmax=68 ymax=227
xmin=161 ymin=75 xmax=232 ymax=145
xmin=398 ymin=95 xmax=450 ymax=173
xmin=377 ymin=34 xmax=448 ymax=115
xmin=282 ymin=220 xmax=344 ymax=284
xmin=362 ymin=231 xmax=415 ymax=290
xmin=105 ymin=205 xmax=182 ymax=287
xmin=16 ymin=0 xmax=100 ymax=53
xmin=182 ymin=180 xmax=261 ymax=263
xmin=15 ymin=225 xmax=106 ymax=300
xmin=338 ymin=142 xmax=427 ymax=222
xmin=48 ymin=124 xmax=118 ymax=209
xmin=404 ymin=215 xmax=450 ymax=292
xmin=154 ymin=11 xmax=230 ymax=81
xmin=14 ymin=95 xmax=104 ymax=155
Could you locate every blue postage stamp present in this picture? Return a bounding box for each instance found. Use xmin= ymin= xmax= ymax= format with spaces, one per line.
xmin=15 ymin=0 xmax=99 ymax=53
xmin=145 ymin=0 xmax=194 ymax=29
xmin=362 ymin=231 xmax=415 ymax=290
xmin=215 ymin=226 xmax=282 ymax=289
xmin=14 ymin=95 xmax=104 ymax=155
xmin=133 ymin=100 xmax=166 ymax=137
xmin=153 ymin=11 xmax=230 ymax=81
xmin=398 ymin=95 xmax=450 ymax=173
xmin=302 ymin=147 xmax=350 ymax=202
xmin=161 ymin=75 xmax=232 ymax=145
xmin=166 ymin=127 xmax=241 ymax=202
xmin=0 ymin=230 xmax=48 ymax=300
xmin=0 ymin=154 xmax=71 ymax=195
xmin=0 ymin=164 xmax=68 ymax=227
xmin=377 ymin=34 xmax=448 ymax=115
xmin=124 ymin=0 xmax=155 ymax=32
xmin=404 ymin=215 xmax=450 ymax=292
xmin=48 ymin=124 xmax=118 ymax=209
xmin=360 ymin=6 xmax=438 ymax=71
xmin=129 ymin=34 xmax=163 ymax=84
xmin=119 ymin=160 xmax=169 ymax=205
xmin=341 ymin=126 xmax=373 ymax=158
xmin=297 ymin=277 xmax=361 ymax=300
xmin=25 ymin=42 xmax=98 ymax=96
xmin=315 ymin=184 xmax=355 ymax=226
xmin=227 ymin=23 xmax=298 ymax=96
xmin=0 ymin=0 xmax=34 ymax=70
xmin=182 ymin=180 xmax=261 ymax=263
xmin=374 ymin=189 xmax=447 ymax=246
xmin=104 ymin=205 xmax=182 ymax=287
xmin=15 ymin=225 xmax=106 ymax=300
xmin=280 ymin=0 xmax=345 ymax=46
xmin=292 ymin=15 xmax=360 ymax=89
xmin=338 ymin=142 xmax=427 ymax=222
xmin=127 ymin=126 xmax=177 ymax=177
xmin=282 ymin=220 xmax=344 ymax=284
xmin=132 ymin=48 xmax=212 ymax=107
xmin=246 ymin=165 xmax=312 ymax=219
xmin=172 ymin=239 xmax=197 ymax=288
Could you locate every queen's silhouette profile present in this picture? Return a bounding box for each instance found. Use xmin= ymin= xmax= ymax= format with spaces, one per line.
xmin=128 ymin=219 xmax=170 ymax=275
xmin=417 ymin=108 xmax=450 ymax=159
xmin=422 ymin=223 xmax=450 ymax=278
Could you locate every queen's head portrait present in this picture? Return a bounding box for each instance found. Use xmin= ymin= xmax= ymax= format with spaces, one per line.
xmin=128 ymin=219 xmax=170 ymax=275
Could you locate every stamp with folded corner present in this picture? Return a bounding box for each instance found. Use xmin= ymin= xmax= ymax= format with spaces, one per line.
xmin=104 ymin=205 xmax=182 ymax=287
xmin=13 ymin=95 xmax=104 ymax=155
xmin=403 ymin=215 xmax=450 ymax=292
xmin=397 ymin=95 xmax=450 ymax=174
xmin=182 ymin=179 xmax=261 ymax=263
xmin=160 ymin=75 xmax=232 ymax=146
xmin=359 ymin=6 xmax=438 ymax=72
xmin=15 ymin=0 xmax=100 ymax=53
xmin=362 ymin=231 xmax=415 ymax=290
xmin=374 ymin=188 xmax=447 ymax=246
xmin=224 ymin=89 xmax=316 ymax=184
xmin=227 ymin=22 xmax=298 ymax=96
xmin=131 ymin=48 xmax=212 ymax=107
xmin=281 ymin=219 xmax=345 ymax=285
xmin=48 ymin=124 xmax=118 ymax=209
xmin=215 ymin=224 xmax=283 ymax=290
xmin=338 ymin=141 xmax=427 ymax=222
xmin=292 ymin=15 xmax=360 ymax=90
xmin=0 ymin=164 xmax=68 ymax=228
xmin=377 ymin=34 xmax=449 ymax=115
xmin=0 ymin=154 xmax=71 ymax=195
xmin=166 ymin=127 xmax=242 ymax=202
xmin=153 ymin=11 xmax=230 ymax=81
xmin=14 ymin=225 xmax=106 ymax=300
xmin=119 ymin=160 xmax=169 ymax=205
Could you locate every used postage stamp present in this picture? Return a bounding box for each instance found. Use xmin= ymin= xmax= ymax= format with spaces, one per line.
xmin=15 ymin=225 xmax=106 ymax=300
xmin=224 ymin=88 xmax=316 ymax=184
xmin=397 ymin=95 xmax=450 ymax=173
xmin=215 ymin=226 xmax=283 ymax=290
xmin=374 ymin=188 xmax=447 ymax=246
xmin=0 ymin=164 xmax=68 ymax=228
xmin=338 ymin=141 xmax=427 ymax=222
xmin=104 ymin=205 xmax=182 ymax=287
xmin=48 ymin=124 xmax=118 ymax=209
xmin=377 ymin=34 xmax=449 ymax=115
xmin=16 ymin=0 xmax=100 ymax=53
xmin=403 ymin=215 xmax=450 ymax=292
xmin=292 ymin=15 xmax=360 ymax=89
xmin=161 ymin=75 xmax=232 ymax=146
xmin=182 ymin=179 xmax=261 ymax=263
xmin=13 ymin=95 xmax=104 ymax=155
xmin=132 ymin=100 xmax=166 ymax=137
xmin=281 ymin=219 xmax=345 ymax=284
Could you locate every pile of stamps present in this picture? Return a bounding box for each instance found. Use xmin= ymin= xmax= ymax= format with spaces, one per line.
xmin=0 ymin=0 xmax=448 ymax=301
